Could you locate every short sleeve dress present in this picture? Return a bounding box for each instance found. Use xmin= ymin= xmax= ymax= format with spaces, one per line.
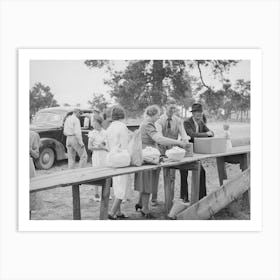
xmin=134 ymin=120 xmax=161 ymax=194
xmin=88 ymin=129 xmax=108 ymax=167
xmin=106 ymin=120 xmax=132 ymax=200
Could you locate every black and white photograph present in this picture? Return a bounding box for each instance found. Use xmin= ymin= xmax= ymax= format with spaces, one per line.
xmin=2 ymin=1 xmax=280 ymax=280
xmin=23 ymin=50 xmax=255 ymax=227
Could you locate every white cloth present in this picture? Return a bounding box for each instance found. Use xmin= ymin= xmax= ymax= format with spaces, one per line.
xmin=63 ymin=114 xmax=83 ymax=145
xmin=106 ymin=121 xmax=131 ymax=200
xmin=88 ymin=129 xmax=108 ymax=167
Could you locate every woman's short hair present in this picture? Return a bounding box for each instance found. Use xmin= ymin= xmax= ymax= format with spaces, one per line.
xmin=145 ymin=105 xmax=161 ymax=117
xmin=92 ymin=114 xmax=103 ymax=126
xmin=111 ymin=105 xmax=126 ymax=121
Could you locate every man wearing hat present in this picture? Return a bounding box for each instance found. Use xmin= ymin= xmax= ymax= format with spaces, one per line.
xmin=63 ymin=108 xmax=88 ymax=169
xmin=182 ymin=103 xmax=214 ymax=201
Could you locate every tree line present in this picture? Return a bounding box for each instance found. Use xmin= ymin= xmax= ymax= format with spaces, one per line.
xmin=85 ymin=60 xmax=250 ymax=121
xmin=30 ymin=60 xmax=250 ymax=122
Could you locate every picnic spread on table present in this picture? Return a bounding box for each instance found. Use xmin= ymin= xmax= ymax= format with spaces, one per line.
xmin=30 ymin=142 xmax=250 ymax=220
xmin=30 ymin=103 xmax=250 ymax=221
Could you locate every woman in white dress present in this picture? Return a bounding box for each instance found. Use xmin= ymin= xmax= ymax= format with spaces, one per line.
xmin=88 ymin=115 xmax=108 ymax=202
xmin=106 ymin=106 xmax=131 ymax=219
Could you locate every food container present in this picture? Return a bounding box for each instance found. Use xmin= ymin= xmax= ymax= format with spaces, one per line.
xmin=194 ymin=137 xmax=227 ymax=154
xmin=166 ymin=147 xmax=186 ymax=161
xmin=142 ymin=146 xmax=161 ymax=164
xmin=184 ymin=143 xmax=193 ymax=157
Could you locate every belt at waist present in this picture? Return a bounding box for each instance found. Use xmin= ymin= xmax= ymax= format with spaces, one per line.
xmin=66 ymin=134 xmax=76 ymax=137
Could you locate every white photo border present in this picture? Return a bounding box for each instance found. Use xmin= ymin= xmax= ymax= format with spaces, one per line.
xmin=19 ymin=48 xmax=261 ymax=232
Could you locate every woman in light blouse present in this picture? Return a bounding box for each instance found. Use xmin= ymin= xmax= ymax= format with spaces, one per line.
xmin=134 ymin=105 xmax=188 ymax=218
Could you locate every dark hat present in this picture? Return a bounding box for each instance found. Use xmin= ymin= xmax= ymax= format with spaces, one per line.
xmin=190 ymin=103 xmax=203 ymax=112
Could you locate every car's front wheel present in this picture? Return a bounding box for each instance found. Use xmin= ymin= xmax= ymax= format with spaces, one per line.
xmin=35 ymin=147 xmax=55 ymax=170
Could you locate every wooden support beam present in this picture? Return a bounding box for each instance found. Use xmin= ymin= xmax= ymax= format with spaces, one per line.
xmin=190 ymin=161 xmax=201 ymax=205
xmin=216 ymin=157 xmax=227 ymax=186
xmin=240 ymin=153 xmax=250 ymax=207
xmin=176 ymin=168 xmax=250 ymax=220
xmin=163 ymin=168 xmax=172 ymax=212
xmin=100 ymin=178 xmax=111 ymax=220
xmin=240 ymin=153 xmax=249 ymax=171
xmin=72 ymin=184 xmax=81 ymax=220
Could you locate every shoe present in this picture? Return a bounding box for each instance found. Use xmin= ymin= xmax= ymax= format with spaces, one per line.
xmin=182 ymin=197 xmax=189 ymax=204
xmin=167 ymin=215 xmax=177 ymax=220
xmin=151 ymin=200 xmax=158 ymax=207
xmin=135 ymin=204 xmax=142 ymax=211
xmin=140 ymin=211 xmax=155 ymax=219
xmin=108 ymin=214 xmax=117 ymax=220
xmin=116 ymin=213 xmax=129 ymax=219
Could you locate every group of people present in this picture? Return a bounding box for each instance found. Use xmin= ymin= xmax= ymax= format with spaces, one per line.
xmin=63 ymin=102 xmax=215 ymax=219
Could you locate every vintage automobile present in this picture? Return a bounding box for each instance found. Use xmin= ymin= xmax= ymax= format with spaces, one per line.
xmin=30 ymin=106 xmax=140 ymax=169
xmin=30 ymin=107 xmax=94 ymax=169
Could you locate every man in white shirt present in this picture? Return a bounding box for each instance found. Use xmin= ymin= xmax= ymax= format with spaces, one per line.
xmin=153 ymin=102 xmax=189 ymax=205
xmin=63 ymin=109 xmax=88 ymax=169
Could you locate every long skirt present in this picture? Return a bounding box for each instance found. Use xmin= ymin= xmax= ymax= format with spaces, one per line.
xmin=113 ymin=175 xmax=132 ymax=200
xmin=134 ymin=168 xmax=160 ymax=194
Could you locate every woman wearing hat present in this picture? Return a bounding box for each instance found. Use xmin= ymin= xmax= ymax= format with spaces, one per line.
xmin=181 ymin=103 xmax=214 ymax=201
xmin=134 ymin=105 xmax=188 ymax=218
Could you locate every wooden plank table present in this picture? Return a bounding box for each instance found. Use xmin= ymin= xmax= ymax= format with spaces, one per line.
xmin=160 ymin=145 xmax=250 ymax=212
xmin=30 ymin=145 xmax=250 ymax=220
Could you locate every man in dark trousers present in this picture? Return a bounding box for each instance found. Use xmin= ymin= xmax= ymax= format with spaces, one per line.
xmin=182 ymin=103 xmax=214 ymax=201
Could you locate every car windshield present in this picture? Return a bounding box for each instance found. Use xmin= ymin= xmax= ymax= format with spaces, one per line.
xmin=32 ymin=112 xmax=65 ymax=126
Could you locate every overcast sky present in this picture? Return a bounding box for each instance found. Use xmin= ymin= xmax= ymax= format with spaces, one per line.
xmin=30 ymin=60 xmax=250 ymax=107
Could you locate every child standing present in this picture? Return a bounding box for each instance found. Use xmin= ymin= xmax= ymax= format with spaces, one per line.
xmin=88 ymin=115 xmax=108 ymax=202
xmin=223 ymin=123 xmax=232 ymax=150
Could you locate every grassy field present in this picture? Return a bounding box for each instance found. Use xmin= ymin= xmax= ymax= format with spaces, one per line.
xmin=31 ymin=122 xmax=250 ymax=220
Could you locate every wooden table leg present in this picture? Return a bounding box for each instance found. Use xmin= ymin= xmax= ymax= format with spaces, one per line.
xmin=216 ymin=157 xmax=227 ymax=186
xmin=240 ymin=153 xmax=250 ymax=208
xmin=240 ymin=153 xmax=249 ymax=171
xmin=100 ymin=178 xmax=111 ymax=220
xmin=163 ymin=168 xmax=173 ymax=213
xmin=72 ymin=184 xmax=81 ymax=220
xmin=170 ymin=169 xmax=175 ymax=204
xmin=190 ymin=161 xmax=201 ymax=205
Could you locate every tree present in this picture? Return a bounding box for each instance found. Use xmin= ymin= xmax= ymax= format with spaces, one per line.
xmin=190 ymin=60 xmax=239 ymax=90
xmin=200 ymin=88 xmax=226 ymax=116
xmin=200 ymin=78 xmax=251 ymax=121
xmin=192 ymin=60 xmax=250 ymax=120
xmin=84 ymin=59 xmax=249 ymax=120
xmin=30 ymin=83 xmax=59 ymax=116
xmin=234 ymin=79 xmax=250 ymax=120
xmin=85 ymin=60 xmax=193 ymax=116
xmin=88 ymin=93 xmax=109 ymax=112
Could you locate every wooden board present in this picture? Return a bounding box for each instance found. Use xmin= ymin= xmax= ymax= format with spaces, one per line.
xmin=176 ymin=168 xmax=250 ymax=220
xmin=30 ymin=146 xmax=250 ymax=192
